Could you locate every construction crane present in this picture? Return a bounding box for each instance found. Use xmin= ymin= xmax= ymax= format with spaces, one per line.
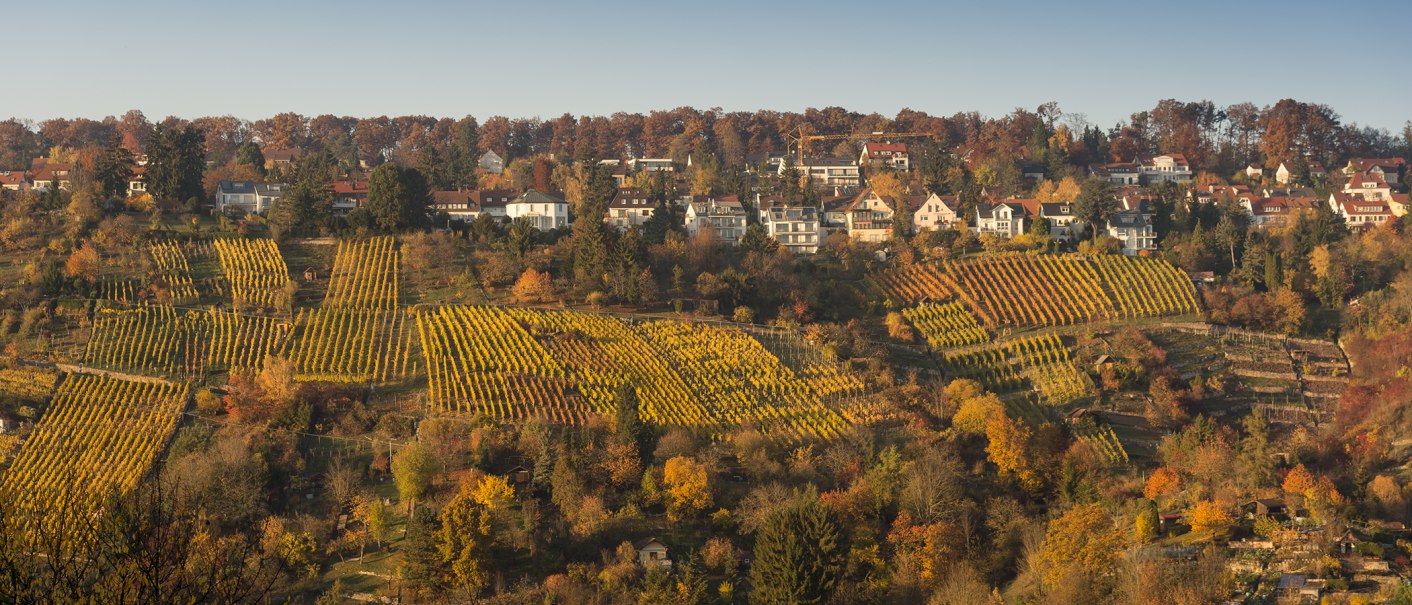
xmin=784 ymin=128 xmax=941 ymax=166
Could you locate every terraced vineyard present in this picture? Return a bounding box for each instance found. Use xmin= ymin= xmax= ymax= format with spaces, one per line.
xmin=417 ymin=306 xmax=859 ymax=442
xmin=903 ymin=301 xmax=989 ymax=349
xmin=148 ymin=241 xmax=200 ymax=305
xmin=291 ymin=237 xmax=414 ymax=382
xmin=213 ymin=237 xmax=291 ymax=310
xmin=1073 ymin=421 xmax=1130 ymax=464
xmin=877 ymin=254 xmax=1200 ymax=328
xmin=84 ymin=307 xmax=293 ymax=375
xmin=0 ymin=375 xmax=188 ymax=528
xmin=1005 ymin=334 xmax=1090 ymax=404
xmin=0 ymin=363 xmax=59 ymax=401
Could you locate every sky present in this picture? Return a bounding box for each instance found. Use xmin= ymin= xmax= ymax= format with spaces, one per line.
xmin=4 ymin=0 xmax=1410 ymax=131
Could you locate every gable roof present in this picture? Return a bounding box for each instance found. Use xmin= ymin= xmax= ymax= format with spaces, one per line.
xmin=1331 ymin=191 xmax=1390 ymax=215
xmin=263 ymin=147 xmax=304 ymax=163
xmin=470 ymin=189 xmax=517 ymax=208
xmin=634 ymin=537 xmax=667 ymax=551
xmin=330 ymin=180 xmax=369 ymax=195
xmin=862 ymin=142 xmax=908 ymax=156
xmin=432 ymin=190 xmax=476 ymax=210
xmin=976 ymin=201 xmax=1027 ymax=219
xmin=610 ymin=187 xmax=653 ymax=208
xmin=0 ymin=172 xmax=28 ymax=187
xmin=217 ymin=180 xmax=257 ymax=194
xmin=1039 ymin=202 xmax=1076 ymax=217
xmin=511 ymin=190 xmax=566 ymax=206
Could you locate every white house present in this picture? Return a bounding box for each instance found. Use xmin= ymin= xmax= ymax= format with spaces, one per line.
xmin=859 ymin=142 xmax=910 ymax=171
xmin=1136 ymin=154 xmax=1193 ymax=184
xmin=606 ymin=187 xmax=655 ymax=232
xmin=1039 ymin=202 xmax=1079 ymax=240
xmin=478 ymin=151 xmax=504 ymax=174
xmin=216 ymin=180 xmax=286 ymax=213
xmin=783 ymin=158 xmax=861 ymax=188
xmin=1343 ymin=171 xmax=1394 ymax=202
xmin=1106 ymin=205 xmax=1156 ymax=255
xmin=628 ymin=158 xmax=675 ymax=173
xmin=1244 ymin=196 xmax=1320 ymax=229
xmin=685 ymin=197 xmax=748 ymax=245
xmin=1276 ymin=160 xmax=1327 ymax=185
xmin=1329 ymin=191 xmax=1392 ymax=230
xmin=909 ymin=193 xmax=961 ymax=232
xmin=506 ymin=190 xmax=570 ymax=230
xmin=1089 ymin=162 xmax=1140 ymax=186
xmin=974 ymin=202 xmax=1028 ymax=238
xmin=844 ymin=190 xmax=895 ymax=243
xmin=126 ymin=167 xmax=148 ymax=197
xmin=635 ymin=538 xmax=671 ymax=568
xmin=1344 ymin=158 xmax=1406 ymax=185
xmin=28 ymin=159 xmax=72 ymax=191
xmin=761 ymin=204 xmax=822 ymax=253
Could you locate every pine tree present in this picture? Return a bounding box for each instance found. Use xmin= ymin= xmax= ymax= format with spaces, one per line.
xmin=749 ymin=496 xmax=843 ymax=605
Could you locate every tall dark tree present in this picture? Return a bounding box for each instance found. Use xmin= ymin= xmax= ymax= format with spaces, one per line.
xmin=92 ymin=145 xmax=136 ymax=200
xmin=146 ymin=124 xmax=206 ymax=203
xmin=1074 ymin=177 xmax=1117 ymax=240
xmin=447 ymin=117 xmax=480 ymax=188
xmin=749 ymin=496 xmax=843 ymax=605
xmin=235 ymin=141 xmax=266 ymax=176
xmin=613 ymin=384 xmax=652 ymax=463
xmin=364 ymin=164 xmax=431 ymax=232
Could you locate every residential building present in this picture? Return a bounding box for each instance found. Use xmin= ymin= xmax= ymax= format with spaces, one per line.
xmin=783 ymin=158 xmax=861 ymax=188
xmin=1344 ymin=158 xmax=1406 ymax=185
xmin=506 ymin=190 xmax=570 ymax=230
xmin=821 ymin=194 xmax=853 ymax=229
xmin=1243 ymin=196 xmax=1320 ymax=229
xmin=909 ymin=192 xmax=961 ymax=232
xmin=1343 ymin=171 xmax=1394 ymax=202
xmin=760 ymin=204 xmax=822 ymax=253
xmin=1106 ymin=204 xmax=1156 ymax=255
xmin=330 ymin=180 xmax=369 ymax=214
xmin=628 ymin=158 xmax=675 ymax=173
xmin=1330 ymin=191 xmax=1392 ymax=229
xmin=473 ymin=189 xmax=516 ymax=219
xmin=0 ymin=171 xmax=28 ymax=192
xmin=859 ymin=142 xmax=910 ymax=171
xmin=1136 ymin=154 xmax=1193 ymax=184
xmin=432 ymin=190 xmax=479 ymax=220
xmin=478 ymin=150 xmax=504 ymax=174
xmin=974 ymin=202 xmax=1028 ymax=238
xmin=845 ymin=189 xmax=895 ymax=243
xmin=1088 ymin=162 xmax=1140 ymax=186
xmin=263 ymin=147 xmax=304 ymax=168
xmin=606 ymin=187 xmax=655 ymax=231
xmin=635 ymin=538 xmax=671 ymax=568
xmin=126 ymin=166 xmax=148 ymax=197
xmin=685 ymin=197 xmax=748 ymax=244
xmin=216 ymin=181 xmax=286 ymax=213
xmin=29 ymin=158 xmax=72 ymax=191
xmin=1275 ymin=160 xmax=1327 ymax=185
xmin=1039 ymin=202 xmax=1080 ymax=240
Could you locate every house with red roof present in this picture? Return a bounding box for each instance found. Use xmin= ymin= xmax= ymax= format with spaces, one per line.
xmin=1343 ymin=158 xmax=1406 ymax=185
xmin=330 ymin=180 xmax=369 ymax=214
xmin=1245 ymin=196 xmax=1320 ymax=229
xmin=1343 ymin=171 xmax=1395 ymax=203
xmin=1329 ymin=191 xmax=1392 ymax=230
xmin=0 ymin=171 xmax=29 ymax=192
xmin=29 ymin=158 xmax=72 ymax=191
xmin=859 ymin=142 xmax=910 ymax=172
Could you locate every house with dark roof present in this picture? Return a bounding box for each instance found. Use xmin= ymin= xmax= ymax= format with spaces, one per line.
xmin=606 ymin=187 xmax=655 ymax=232
xmin=1089 ymin=162 xmax=1140 ymax=186
xmin=910 ymin=192 xmax=961 ymax=232
xmin=859 ymin=142 xmax=910 ymax=171
xmin=216 ymin=181 xmax=286 ymax=213
xmin=685 ymin=197 xmax=747 ymax=244
xmin=1106 ymin=203 xmax=1156 ymax=255
xmin=634 ymin=538 xmax=671 ymax=567
xmin=1039 ymin=202 xmax=1079 ymax=240
xmin=262 ymin=147 xmax=304 ymax=168
xmin=974 ymin=202 xmax=1028 ymax=238
xmin=507 ymin=190 xmax=569 ymax=230
xmin=478 ymin=150 xmax=504 ymax=174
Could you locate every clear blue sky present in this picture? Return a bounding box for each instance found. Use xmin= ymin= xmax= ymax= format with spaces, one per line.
xmin=6 ymin=0 xmax=1409 ymax=131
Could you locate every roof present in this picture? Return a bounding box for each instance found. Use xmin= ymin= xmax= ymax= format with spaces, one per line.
xmin=976 ymin=202 xmax=1027 ymax=219
xmin=821 ymin=195 xmax=854 ymax=212
xmin=1089 ymin=162 xmax=1138 ymax=176
xmin=470 ymin=189 xmax=517 ymax=208
xmin=254 ymin=183 xmax=286 ymax=196
xmin=511 ymin=190 xmax=566 ymax=206
xmin=1349 ymin=157 xmax=1407 ymax=173
xmin=766 ymin=205 xmax=818 ymax=221
xmin=1108 ymin=208 xmax=1150 ymax=228
xmin=432 ymin=190 xmax=476 ymax=210
xmin=1332 ymin=191 xmax=1391 ymax=215
xmin=634 ymin=537 xmax=667 ymax=551
xmin=1347 ymin=171 xmax=1388 ymax=187
xmin=1039 ymin=202 xmax=1075 ymax=216
xmin=798 ymin=157 xmax=858 ymax=168
xmin=0 ymin=172 xmax=27 ymax=186
xmin=610 ymin=187 xmax=653 ymax=208
xmin=862 ymin=142 xmax=908 ymax=156
xmin=217 ymin=180 xmax=257 ymax=194
xmin=846 ymin=189 xmax=896 ymax=213
xmin=330 ymin=180 xmax=369 ymax=195
xmin=1137 ymin=153 xmax=1190 ymax=168
xmin=1250 ymin=196 xmax=1318 ymax=215
xmin=1008 ymin=198 xmax=1040 ymax=217
xmin=263 ymin=147 xmax=304 ymax=162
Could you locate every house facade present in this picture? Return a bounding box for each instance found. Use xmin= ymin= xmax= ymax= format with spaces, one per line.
xmin=1329 ymin=192 xmax=1391 ymax=230
xmin=761 ymin=204 xmax=822 ymax=254
xmin=784 ymin=158 xmax=861 ymax=188
xmin=1039 ymin=202 xmax=1079 ymax=240
xmin=910 ymin=193 xmax=960 ymax=232
xmin=506 ymin=190 xmax=570 ymax=230
xmin=974 ymin=202 xmax=1028 ymax=238
xmin=605 ymin=187 xmax=655 ymax=231
xmin=478 ymin=151 xmax=504 ymax=174
xmin=685 ymin=198 xmax=747 ymax=245
xmin=845 ymin=190 xmax=895 ymax=243
xmin=0 ymin=171 xmax=27 ymax=192
xmin=1344 ymin=158 xmax=1406 ymax=185
xmin=1244 ymin=196 xmax=1320 ymax=229
xmin=1106 ymin=206 xmax=1156 ymax=255
xmin=330 ymin=180 xmax=369 ymax=214
xmin=216 ymin=181 xmax=286 ymax=213
xmin=1089 ymin=162 xmax=1140 ymax=186
xmin=859 ymin=142 xmax=910 ymax=171
xmin=1136 ymin=154 xmax=1193 ymax=184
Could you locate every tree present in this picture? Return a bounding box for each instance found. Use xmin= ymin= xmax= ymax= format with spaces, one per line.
xmin=614 ymin=384 xmax=651 ymax=462
xmin=951 ymin=393 xmax=1003 ymax=434
xmin=392 ymin=442 xmax=437 ymax=518
xmin=437 ymin=483 xmax=492 ymax=595
xmin=1142 ymin=467 xmax=1180 ymax=500
xmin=1187 ymin=500 xmax=1233 ymax=535
xmin=64 ymin=242 xmax=99 ymax=283
xmin=1134 ymin=499 xmax=1160 ymax=543
xmin=748 ymin=496 xmax=843 ymax=605
xmin=1282 ymin=464 xmax=1315 ymax=497
xmin=146 ymin=123 xmax=206 ymax=203
xmin=364 ymin=164 xmax=431 ymax=231
xmin=92 ymin=145 xmax=136 ymax=200
xmin=1036 ymin=503 xmax=1124 ymax=588
xmin=741 ymin=223 xmax=779 ymax=255
xmin=663 ymin=456 xmax=712 ymax=523
xmin=236 ymin=141 xmax=266 ymax=177
xmin=1074 ymin=177 xmax=1117 ymax=239
xmin=512 ymin=268 xmax=555 ymax=303
xmin=985 ymin=413 xmax=1044 ymax=492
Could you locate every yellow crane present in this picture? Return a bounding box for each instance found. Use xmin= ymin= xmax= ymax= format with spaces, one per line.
xmin=784 ymin=128 xmax=941 ymax=166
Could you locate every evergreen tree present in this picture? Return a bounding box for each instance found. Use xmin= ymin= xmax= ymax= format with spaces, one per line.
xmin=365 ymin=164 xmax=431 ymax=232
xmin=1074 ymin=177 xmax=1117 ymax=240
xmin=146 ymin=124 xmax=206 ymax=203
xmin=749 ymin=496 xmax=843 ymax=605
xmin=92 ymin=145 xmax=135 ymax=200
xmin=613 ymin=384 xmax=652 ymax=463
xmin=235 ymin=141 xmax=266 ymax=176
xmin=741 ymin=223 xmax=779 ymax=255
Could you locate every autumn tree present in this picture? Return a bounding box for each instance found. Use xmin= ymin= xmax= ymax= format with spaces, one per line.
xmin=663 ymin=455 xmax=712 ymax=523
xmin=64 ymin=242 xmax=99 ymax=283
xmin=749 ymin=496 xmax=843 ymax=605
xmin=437 ymin=482 xmax=493 ymax=595
xmin=986 ymin=413 xmax=1044 ymax=492
xmin=1142 ymin=467 xmax=1180 ymax=500
xmin=392 ymin=442 xmax=438 ymax=518
xmin=1187 ymin=500 xmax=1234 ymax=536
xmin=1036 ymin=503 xmax=1124 ymax=588
xmin=512 ymin=268 xmax=555 ymax=303
xmin=1282 ymin=464 xmax=1315 ymax=498
xmin=1134 ymin=499 xmax=1160 ymax=543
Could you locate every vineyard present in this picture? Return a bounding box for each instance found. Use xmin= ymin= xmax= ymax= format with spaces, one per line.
xmin=0 ymin=375 xmax=188 ymax=527
xmin=1072 ymin=421 xmax=1130 ymax=464
xmin=902 ymin=301 xmax=989 ymax=349
xmin=878 ymin=254 xmax=1199 ymax=328
xmin=1004 ymin=334 xmax=1090 ymax=404
xmin=213 ymin=237 xmax=291 ymax=310
xmin=148 ymin=241 xmax=200 ymax=305
xmin=0 ymin=363 xmax=59 ymax=401
xmin=290 ymin=237 xmax=414 ymax=382
xmin=417 ymin=306 xmax=861 ymax=442
xmin=84 ymin=307 xmax=293 ymax=375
